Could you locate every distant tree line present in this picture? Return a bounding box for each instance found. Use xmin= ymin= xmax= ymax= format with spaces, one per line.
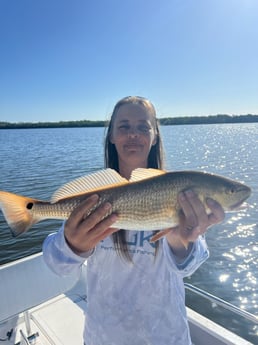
xmin=159 ymin=114 xmax=258 ymax=125
xmin=0 ymin=120 xmax=107 ymax=129
xmin=0 ymin=114 xmax=258 ymax=129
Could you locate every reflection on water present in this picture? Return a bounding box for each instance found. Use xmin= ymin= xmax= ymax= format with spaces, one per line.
xmin=162 ymin=123 xmax=258 ymax=342
xmin=0 ymin=124 xmax=257 ymax=342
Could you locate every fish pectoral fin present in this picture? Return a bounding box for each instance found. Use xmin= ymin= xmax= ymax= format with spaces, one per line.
xmin=51 ymin=168 xmax=129 ymax=202
xmin=150 ymin=228 xmax=171 ymax=242
xmin=150 ymin=228 xmax=189 ymax=249
xmin=129 ymin=168 xmax=166 ymax=182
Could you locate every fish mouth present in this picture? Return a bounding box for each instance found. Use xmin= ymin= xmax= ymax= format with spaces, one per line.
xmin=229 ymin=194 xmax=251 ymax=211
xmin=229 ymin=201 xmax=249 ymax=211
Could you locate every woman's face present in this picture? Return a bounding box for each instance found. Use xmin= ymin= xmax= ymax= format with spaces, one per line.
xmin=110 ymin=103 xmax=157 ymax=170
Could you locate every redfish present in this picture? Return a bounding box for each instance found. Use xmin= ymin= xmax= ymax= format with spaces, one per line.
xmin=0 ymin=168 xmax=251 ymax=241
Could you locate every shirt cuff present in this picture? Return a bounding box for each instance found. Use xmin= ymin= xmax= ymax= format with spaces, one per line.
xmin=163 ymin=235 xmax=209 ymax=277
xmin=43 ymin=222 xmax=95 ymax=276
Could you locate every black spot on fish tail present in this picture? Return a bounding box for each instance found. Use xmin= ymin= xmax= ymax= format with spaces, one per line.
xmin=26 ymin=202 xmax=34 ymax=210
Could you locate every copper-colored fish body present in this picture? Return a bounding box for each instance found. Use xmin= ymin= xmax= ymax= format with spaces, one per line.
xmin=0 ymin=168 xmax=252 ymax=237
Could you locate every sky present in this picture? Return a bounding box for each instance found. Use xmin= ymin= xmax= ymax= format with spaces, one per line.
xmin=1 ymin=0 xmax=258 ymax=123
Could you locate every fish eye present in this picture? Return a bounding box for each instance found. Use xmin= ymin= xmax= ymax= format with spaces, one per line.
xmin=226 ymin=187 xmax=236 ymax=194
xmin=26 ymin=202 xmax=34 ymax=210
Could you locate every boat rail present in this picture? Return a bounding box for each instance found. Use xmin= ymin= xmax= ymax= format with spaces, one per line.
xmin=184 ymin=283 xmax=258 ymax=325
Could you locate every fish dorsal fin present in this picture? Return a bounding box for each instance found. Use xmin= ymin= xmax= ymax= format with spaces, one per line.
xmin=129 ymin=168 xmax=166 ymax=182
xmin=51 ymin=169 xmax=128 ymax=202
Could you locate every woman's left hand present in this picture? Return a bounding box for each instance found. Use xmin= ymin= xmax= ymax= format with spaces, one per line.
xmin=166 ymin=189 xmax=225 ymax=259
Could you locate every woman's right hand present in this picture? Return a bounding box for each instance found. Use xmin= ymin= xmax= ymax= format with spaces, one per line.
xmin=64 ymin=194 xmax=118 ymax=255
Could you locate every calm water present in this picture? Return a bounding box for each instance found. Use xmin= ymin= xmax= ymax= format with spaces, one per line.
xmin=0 ymin=124 xmax=257 ymax=342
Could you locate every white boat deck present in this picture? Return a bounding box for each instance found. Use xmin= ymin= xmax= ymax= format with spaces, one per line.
xmin=0 ymin=253 xmax=255 ymax=345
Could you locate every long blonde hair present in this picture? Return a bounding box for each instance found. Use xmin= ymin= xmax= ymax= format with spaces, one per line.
xmin=104 ymin=96 xmax=165 ymax=261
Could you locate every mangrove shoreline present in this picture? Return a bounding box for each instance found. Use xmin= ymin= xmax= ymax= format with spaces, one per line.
xmin=1 ymin=114 xmax=258 ymax=129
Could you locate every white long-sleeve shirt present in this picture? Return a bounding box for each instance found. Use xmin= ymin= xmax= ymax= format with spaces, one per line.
xmin=43 ymin=224 xmax=209 ymax=345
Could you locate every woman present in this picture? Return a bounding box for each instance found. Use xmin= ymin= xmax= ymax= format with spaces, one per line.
xmin=43 ymin=96 xmax=224 ymax=345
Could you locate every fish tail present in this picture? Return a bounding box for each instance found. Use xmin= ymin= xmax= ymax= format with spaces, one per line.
xmin=0 ymin=191 xmax=42 ymax=236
